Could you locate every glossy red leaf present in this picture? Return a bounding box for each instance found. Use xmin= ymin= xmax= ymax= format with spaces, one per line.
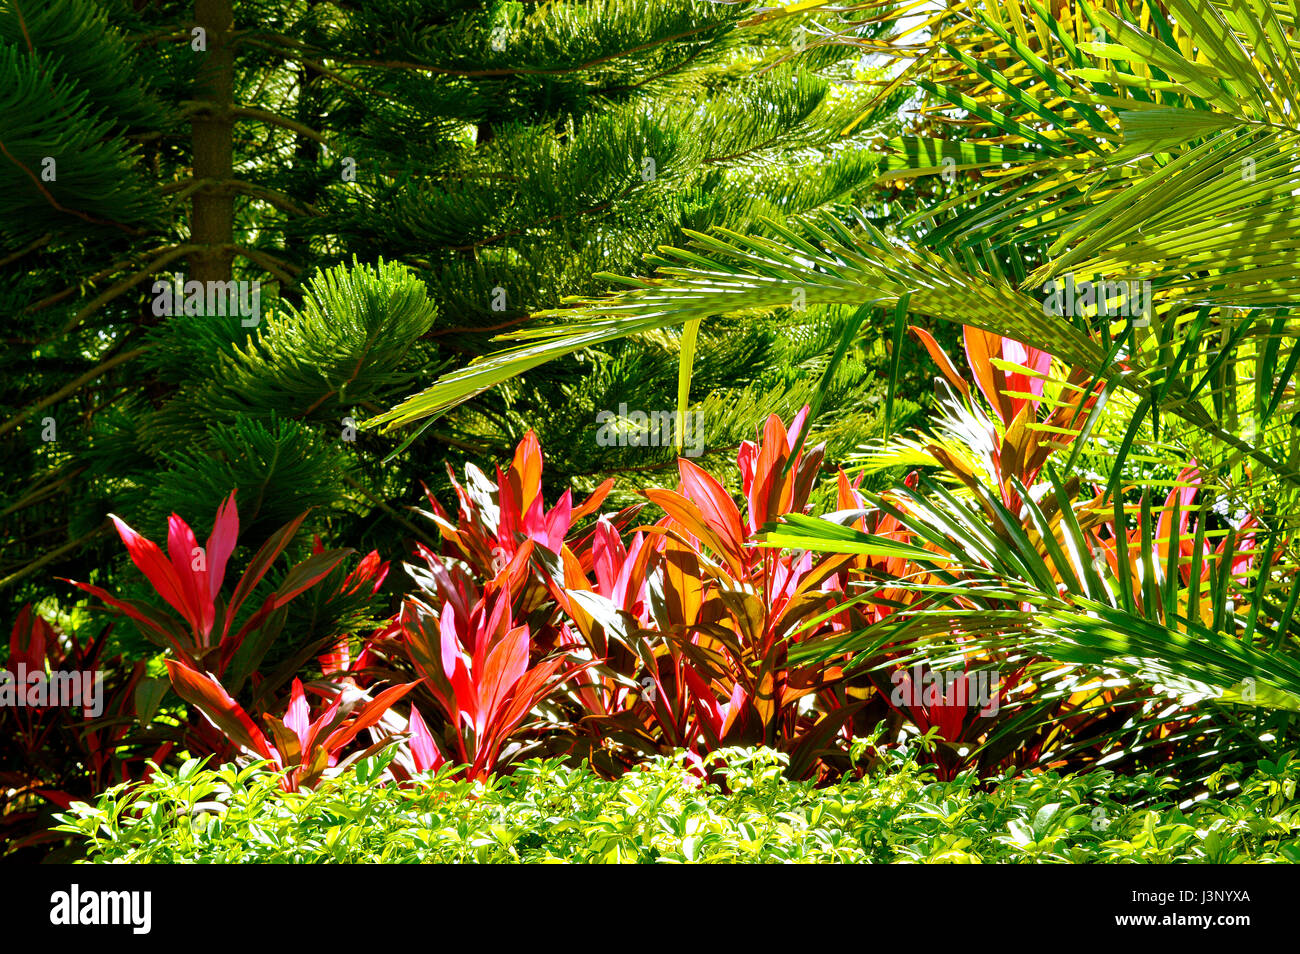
xmin=163 ymin=659 xmax=275 ymax=763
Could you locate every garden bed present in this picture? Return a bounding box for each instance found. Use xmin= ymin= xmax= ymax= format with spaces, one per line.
xmin=58 ymin=747 xmax=1300 ymax=864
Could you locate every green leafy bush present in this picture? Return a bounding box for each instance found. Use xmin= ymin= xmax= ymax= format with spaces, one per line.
xmin=57 ymin=745 xmax=1300 ymax=864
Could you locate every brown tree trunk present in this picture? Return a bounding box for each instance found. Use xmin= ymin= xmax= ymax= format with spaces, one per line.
xmin=189 ymin=0 xmax=235 ymax=285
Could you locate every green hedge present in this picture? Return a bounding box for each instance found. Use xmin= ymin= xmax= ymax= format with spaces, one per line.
xmin=57 ymin=746 xmax=1300 ymax=863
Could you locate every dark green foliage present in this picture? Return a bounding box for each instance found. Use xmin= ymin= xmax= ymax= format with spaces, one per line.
xmin=1 ymin=0 xmax=912 ymax=624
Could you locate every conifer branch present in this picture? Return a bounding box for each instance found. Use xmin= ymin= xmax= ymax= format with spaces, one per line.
xmin=165 ymin=177 xmax=318 ymax=217
xmin=23 ymin=244 xmax=188 ymax=319
xmin=0 ymin=345 xmax=149 ymax=439
xmin=339 ymin=23 xmax=735 ymax=78
xmin=10 ymin=0 xmax=34 ymax=53
xmin=239 ymin=39 xmax=397 ymax=100
xmin=0 ymin=466 xmax=88 ymax=518
xmin=0 ymin=526 xmax=112 ymax=591
xmin=0 ymin=233 xmax=51 ymax=268
xmin=230 ymin=106 xmax=333 ymax=147
xmin=230 ymin=245 xmax=300 ymax=286
xmin=0 ymin=139 xmax=146 ymax=236
xmin=58 ymin=245 xmax=201 ymax=335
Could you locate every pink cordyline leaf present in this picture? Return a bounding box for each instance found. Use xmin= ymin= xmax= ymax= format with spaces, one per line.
xmin=541 ymin=490 xmax=573 ymax=552
xmin=1158 ymin=462 xmax=1200 ymax=562
xmin=206 ymin=491 xmax=239 ymax=604
xmin=786 ymin=406 xmax=810 ymax=451
xmin=284 ymin=678 xmax=313 ymax=752
xmin=677 ymin=458 xmax=745 ymax=563
xmin=408 ymin=706 xmax=446 ymax=773
xmin=322 ymin=681 xmax=419 ymax=753
xmin=1001 ymin=338 xmax=1051 ymax=419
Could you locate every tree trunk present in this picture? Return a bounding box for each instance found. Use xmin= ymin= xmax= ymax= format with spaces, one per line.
xmin=190 ymin=0 xmax=235 ymax=285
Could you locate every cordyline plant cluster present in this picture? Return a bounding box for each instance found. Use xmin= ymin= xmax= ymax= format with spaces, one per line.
xmin=2 ymin=327 xmax=1277 ymax=858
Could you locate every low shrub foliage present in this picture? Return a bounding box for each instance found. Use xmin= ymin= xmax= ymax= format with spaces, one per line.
xmin=58 ymin=745 xmax=1300 ymax=864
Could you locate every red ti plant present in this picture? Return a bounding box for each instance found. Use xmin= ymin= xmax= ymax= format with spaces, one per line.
xmin=909 ymin=325 xmax=1102 ymax=511
xmin=566 ymin=409 xmax=863 ymax=777
xmin=67 ymin=491 xmax=353 ymax=688
xmin=412 ymin=429 xmax=623 ymax=670
xmin=876 ymin=660 xmax=1034 ymax=781
xmin=421 ymin=429 xmax=613 ymax=583
xmin=544 ymin=516 xmax=661 ymax=735
xmin=1 ymin=607 xmax=172 ymax=858
xmin=309 ymin=534 xmax=390 ymax=685
xmin=395 ymin=576 xmax=592 ymax=780
xmin=163 ymin=659 xmax=416 ymax=792
xmin=391 ymin=429 xmax=637 ymax=775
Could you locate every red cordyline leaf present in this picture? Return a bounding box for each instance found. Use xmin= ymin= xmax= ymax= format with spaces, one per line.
xmin=748 ymin=414 xmax=790 ymax=529
xmin=342 ymin=549 xmax=390 ymax=596
xmin=439 ymin=604 xmax=475 ymax=731
xmin=541 ymin=491 xmax=572 ymax=551
xmin=1158 ymin=461 xmax=1200 ymax=566
xmin=319 ymin=636 xmax=350 ymax=676
xmin=682 ymin=663 xmax=744 ymax=746
xmin=284 ymin=678 xmax=315 ymax=753
xmin=572 ymin=478 xmax=615 ymax=523
xmin=164 ymin=658 xmax=276 ymax=764
xmin=933 ymin=677 xmax=970 ymax=744
xmin=736 ymin=408 xmax=821 ymax=534
xmin=166 ymin=659 xmax=416 ymax=789
xmin=614 ymin=533 xmax=651 ymax=613
xmin=474 ymin=624 xmax=530 ymax=740
xmin=206 ymin=492 xmax=239 ymax=599
xmin=642 ymin=487 xmax=745 ymax=579
xmin=473 ymin=580 xmax=513 ymax=665
xmin=964 ymin=327 xmax=1017 ymax=426
xmin=592 ymin=518 xmax=625 ymax=596
xmin=412 ymin=545 xmax=477 ymax=618
xmin=508 ymin=429 xmax=544 ymax=516
xmin=65 ymin=581 xmax=189 ymax=655
xmin=910 ymin=326 xmax=971 ymax=401
xmin=109 ymin=514 xmax=204 ymax=638
xmin=323 ymin=681 xmax=419 ymax=754
xmin=677 ymin=458 xmax=746 ymax=565
xmin=397 ymin=600 xmax=456 ymax=725
xmin=8 ymin=605 xmax=53 ymax=673
xmin=499 ymin=451 xmax=573 ymax=554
